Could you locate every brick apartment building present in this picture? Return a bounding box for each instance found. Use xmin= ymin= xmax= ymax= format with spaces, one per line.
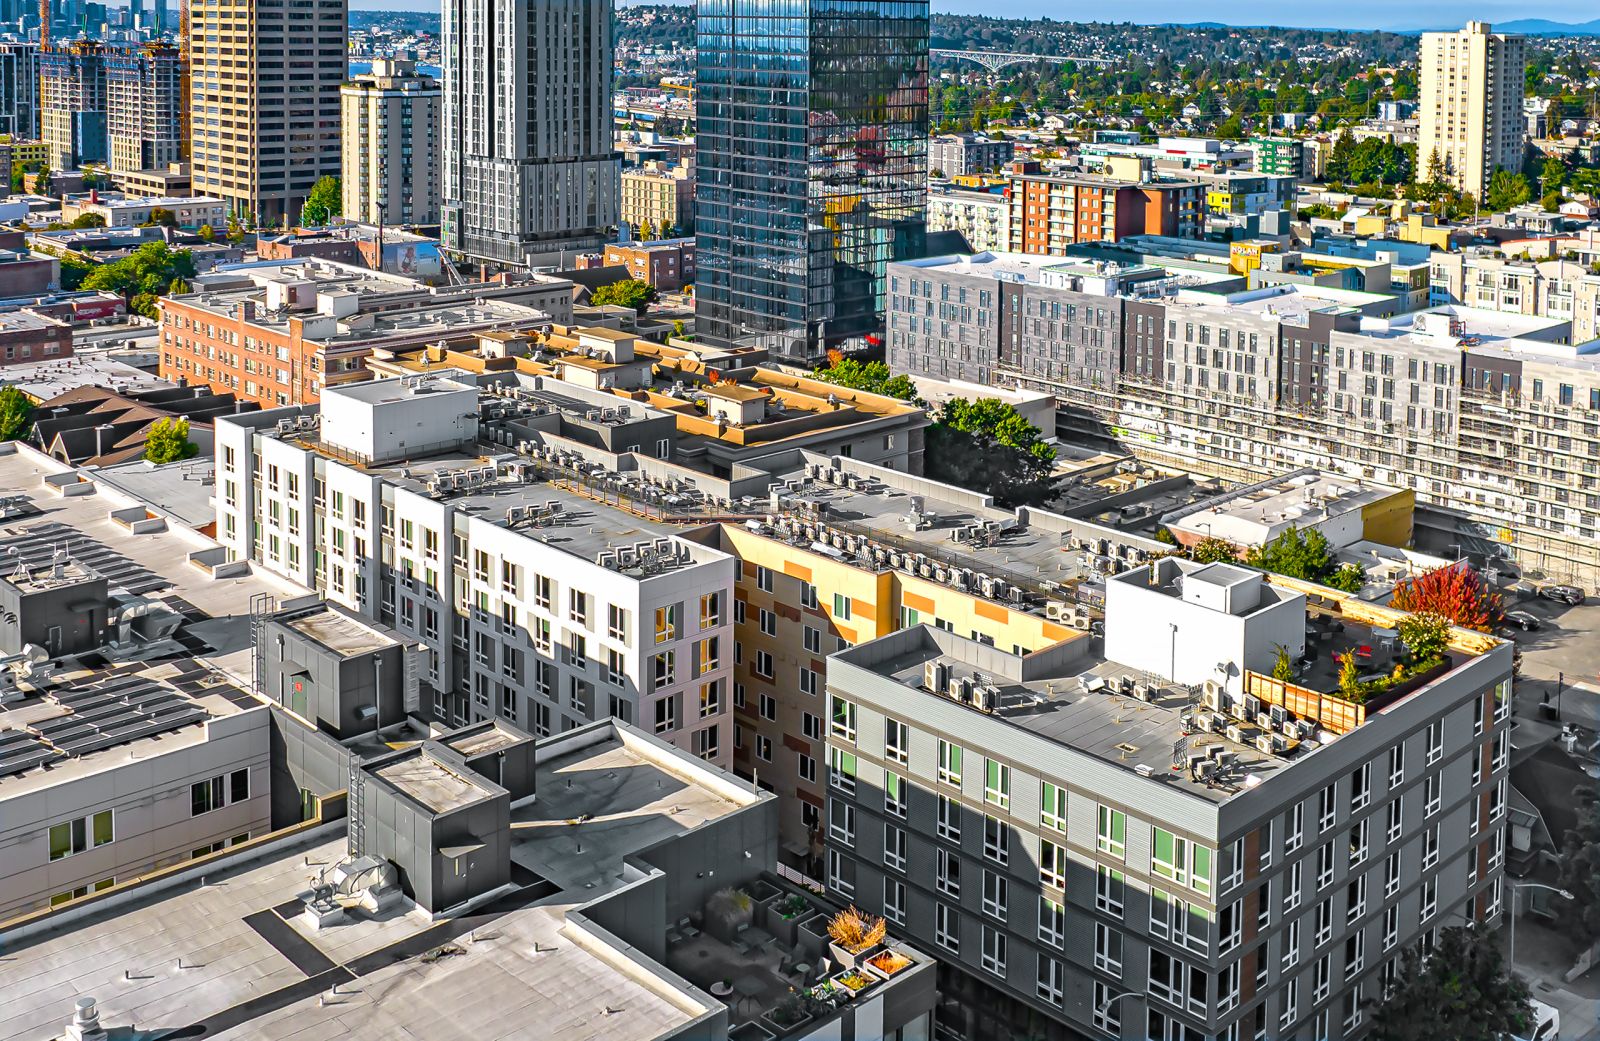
xmin=1007 ymin=160 xmax=1203 ymax=255
xmin=0 ymin=311 xmax=72 ymax=365
xmin=602 ymin=238 xmax=697 ymax=291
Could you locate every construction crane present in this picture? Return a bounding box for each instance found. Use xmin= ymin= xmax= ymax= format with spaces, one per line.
xmin=38 ymin=0 xmax=48 ymax=51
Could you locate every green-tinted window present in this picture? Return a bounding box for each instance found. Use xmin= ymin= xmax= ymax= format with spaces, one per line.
xmin=1191 ymin=844 xmax=1214 ymax=897
xmin=48 ymin=821 xmax=72 ymax=861
xmin=1041 ymin=782 xmax=1067 ymax=831
xmin=91 ymin=810 xmax=113 ymax=847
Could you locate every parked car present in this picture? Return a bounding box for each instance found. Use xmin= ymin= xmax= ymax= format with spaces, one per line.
xmin=1538 ymin=584 xmax=1585 ymax=605
xmin=1509 ymin=998 xmax=1561 ymax=1041
xmin=1504 ymin=610 xmax=1541 ymax=631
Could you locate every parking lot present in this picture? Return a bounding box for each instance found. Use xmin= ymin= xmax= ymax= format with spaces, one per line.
xmin=1498 ymin=587 xmax=1600 ymax=730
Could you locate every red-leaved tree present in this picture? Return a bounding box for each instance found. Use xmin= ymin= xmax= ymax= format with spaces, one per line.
xmin=1389 ymin=566 xmax=1502 ymax=631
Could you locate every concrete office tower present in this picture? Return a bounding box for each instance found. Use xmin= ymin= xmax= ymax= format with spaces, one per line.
xmin=694 ymin=0 xmax=930 ymax=363
xmin=188 ymin=0 xmax=345 ymax=225
xmin=0 ymin=42 xmax=39 ymax=140
xmin=341 ymin=58 xmax=441 ymax=227
xmin=105 ymin=42 xmax=184 ymax=175
xmin=440 ymin=0 xmax=619 ymax=267
xmin=38 ymin=40 xmax=106 ymax=169
xmin=1417 ymin=22 xmax=1526 ymax=200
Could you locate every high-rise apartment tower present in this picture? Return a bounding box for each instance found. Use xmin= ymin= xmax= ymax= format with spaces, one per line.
xmin=440 ymin=0 xmax=619 ymax=267
xmin=694 ymin=0 xmax=930 ymax=363
xmin=341 ymin=58 xmax=441 ymax=227
xmin=1416 ymin=22 xmax=1526 ymax=200
xmin=188 ymin=0 xmax=346 ymax=224
xmin=105 ymin=42 xmax=185 ymax=174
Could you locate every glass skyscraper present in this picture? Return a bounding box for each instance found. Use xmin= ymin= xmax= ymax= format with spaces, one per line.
xmin=695 ymin=0 xmax=928 ymax=363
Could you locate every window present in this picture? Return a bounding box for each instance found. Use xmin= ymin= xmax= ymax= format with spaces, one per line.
xmin=1343 ymin=984 xmax=1365 ymax=1033
xmin=758 ymin=608 xmax=776 ymax=637
xmin=798 ymin=753 xmax=816 ymax=784
xmin=49 ymin=877 xmax=114 ymax=907
xmin=1383 ymin=904 xmax=1401 ymax=951
xmin=832 ymin=593 xmax=852 ymax=619
xmin=1314 ymin=898 xmax=1333 ymax=947
xmin=1039 ymin=896 xmax=1066 ymax=947
xmin=1318 ymin=783 xmax=1337 ymax=832
xmin=1286 ymin=802 xmax=1305 ymax=853
xmin=1283 ymin=918 xmax=1301 ymax=969
xmin=828 ymin=748 xmax=857 ymax=794
xmin=884 ymin=824 xmax=906 ymax=871
xmin=935 ymin=903 xmax=960 ymax=952
xmin=829 ymin=799 xmax=855 ymax=846
xmin=759 ymin=692 xmax=777 ymax=720
xmin=654 ymin=697 xmax=677 ymax=734
xmin=1150 ymin=889 xmax=1204 ymax=953
xmin=827 ymin=848 xmax=852 ymax=897
xmin=883 ymin=878 xmax=906 ymax=925
xmin=980 ymin=926 xmax=1007 ymax=976
xmin=982 ymin=869 xmax=1008 ymax=920
xmin=1424 ymin=774 xmax=1442 ymax=816
xmin=1386 ymin=796 xmax=1405 ymax=844
xmin=1148 ymin=949 xmax=1201 ymax=1012
xmin=937 ymin=848 xmax=963 ymax=896
xmin=1349 ymin=819 xmax=1370 ymax=867
xmin=884 ymin=771 xmax=908 ymax=817
xmin=1280 ymin=978 xmax=1299 ymax=1030
xmin=1095 ymin=921 xmax=1124 ymax=975
xmin=1038 ymin=954 xmax=1066 ymax=1005
xmin=48 ymin=810 xmax=114 ymax=861
xmin=830 ymin=695 xmax=856 ymax=740
xmin=1040 ymin=838 xmax=1067 ymax=889
xmin=1422 ymin=823 xmax=1440 ymax=869
xmin=983 ymin=814 xmax=1009 ymax=864
xmin=983 ymin=758 xmax=1010 ymax=809
xmin=192 ymin=770 xmax=249 ymax=816
xmin=755 ymin=734 xmax=772 ymax=762
xmin=937 ymin=739 xmax=963 ymax=785
xmin=654 ymin=605 xmax=677 ymax=644
xmin=1286 ymin=859 xmax=1303 ymax=912
xmin=1096 ymin=865 xmax=1125 ymax=916
xmin=1345 ymin=930 xmax=1366 ymax=980
xmin=1316 ymin=841 xmax=1335 ymax=890
xmin=652 ymin=651 xmax=676 ymax=691
xmin=1093 ymin=981 xmax=1122 ymax=1036
xmin=755 ymin=566 xmax=774 ymax=593
xmin=1313 ymin=953 xmax=1331 ymax=1003
xmin=1351 ymin=763 xmax=1372 ymax=811
xmin=1097 ymin=804 xmax=1126 ymax=858
xmin=1153 ymin=828 xmax=1190 ymax=885
xmin=801 ymin=711 xmax=821 ymax=740
xmin=1388 ymin=743 xmax=1406 ymax=788
xmin=800 ymin=582 xmax=818 ymax=610
xmin=884 ymin=718 xmax=909 ymax=763
xmin=1347 ymin=875 xmax=1368 ymax=923
xmin=1040 ymin=781 xmax=1066 ymax=832
xmin=1426 ymin=719 xmax=1444 ymax=764
xmin=699 ymin=592 xmax=720 ymax=629
xmin=693 ymin=725 xmax=719 ymax=760
xmin=1384 ymin=850 xmax=1402 ymax=898
xmin=798 ymin=667 xmax=819 ymax=698
xmin=937 ymin=794 xmax=961 ymax=841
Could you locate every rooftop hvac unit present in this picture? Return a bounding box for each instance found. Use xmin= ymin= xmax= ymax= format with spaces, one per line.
xmin=1270 ymin=704 xmax=1287 ymax=728
xmin=1225 ymin=723 xmax=1245 ymax=744
xmin=1046 ymin=601 xmax=1068 ymax=622
xmin=974 ymin=684 xmax=998 ymax=712
xmin=1132 ymin=684 xmax=1153 ymax=703
xmin=596 ymin=550 xmax=617 ymax=568
xmin=949 ymin=675 xmax=973 ymax=703
xmin=1256 ymin=711 xmax=1275 ymax=731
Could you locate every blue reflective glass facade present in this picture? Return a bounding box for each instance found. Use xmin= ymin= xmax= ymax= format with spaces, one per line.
xmin=695 ymin=0 xmax=928 ymax=363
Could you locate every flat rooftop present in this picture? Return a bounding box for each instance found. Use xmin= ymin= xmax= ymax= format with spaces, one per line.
xmin=283 ymin=606 xmax=398 ymax=658
xmin=0 ymin=354 xmax=173 ymax=401
xmin=0 ymin=657 xmax=257 ymax=799
xmin=1173 ymin=471 xmax=1400 ymax=543
xmin=0 ymin=727 xmax=764 ymax=1041
xmin=90 ymin=457 xmax=217 ymax=528
xmin=371 ymin=748 xmax=499 ymax=814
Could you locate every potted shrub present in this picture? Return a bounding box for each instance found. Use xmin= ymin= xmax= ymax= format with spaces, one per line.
xmin=864 ymin=948 xmax=913 ymax=980
xmin=706 ymin=886 xmax=754 ymax=943
xmin=798 ymin=911 xmax=832 ymax=957
xmin=730 ymin=1023 xmax=775 ymax=1041
xmin=826 ymin=905 xmax=887 ymax=971
xmin=746 ymin=877 xmax=780 ymax=928
xmin=830 ymin=967 xmax=876 ymax=998
xmin=762 ymin=992 xmax=814 ymax=1035
xmin=768 ymin=892 xmax=812 ymax=946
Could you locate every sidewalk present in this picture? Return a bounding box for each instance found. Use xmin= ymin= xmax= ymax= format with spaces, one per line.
xmin=1500 ymin=914 xmax=1600 ymax=1040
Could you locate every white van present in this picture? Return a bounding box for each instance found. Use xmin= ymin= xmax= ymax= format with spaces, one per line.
xmin=1512 ymin=999 xmax=1561 ymax=1041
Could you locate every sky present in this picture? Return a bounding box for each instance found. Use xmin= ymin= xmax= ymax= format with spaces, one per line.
xmin=350 ymin=0 xmax=1598 ymax=32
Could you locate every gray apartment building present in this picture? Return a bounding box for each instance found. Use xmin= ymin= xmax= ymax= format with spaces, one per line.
xmin=823 ymin=558 xmax=1512 ymax=1041
xmin=887 ymin=253 xmax=1600 ymax=586
xmin=929 ymin=133 xmax=1016 ymax=177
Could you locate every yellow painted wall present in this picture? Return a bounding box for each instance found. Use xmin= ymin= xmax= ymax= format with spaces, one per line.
xmin=1360 ymin=488 xmax=1416 ymax=547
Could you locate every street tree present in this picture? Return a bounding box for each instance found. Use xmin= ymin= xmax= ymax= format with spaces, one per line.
xmin=1363 ymin=923 xmax=1531 ymax=1041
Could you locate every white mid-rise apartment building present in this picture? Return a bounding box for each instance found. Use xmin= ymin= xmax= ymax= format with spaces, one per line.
xmin=341 ymin=58 xmax=442 ymax=227
xmin=214 ymin=372 xmax=736 ymax=766
xmin=928 ymin=188 xmax=1013 ymax=254
xmin=1417 ymin=22 xmax=1526 ymax=199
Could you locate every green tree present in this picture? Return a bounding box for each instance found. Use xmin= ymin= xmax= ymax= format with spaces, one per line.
xmin=1191 ymin=536 xmax=1237 ymax=564
xmin=926 ymin=397 xmax=1056 ymax=507
xmin=1552 ymin=783 xmax=1600 ymax=945
xmin=590 ymin=278 xmax=659 ymax=314
xmin=671 ymin=319 xmax=686 ymax=339
xmin=1396 ymin=611 xmax=1449 ymax=664
xmin=1363 ymin=923 xmax=1531 ymax=1041
xmin=1243 ymin=525 xmax=1334 ymax=582
xmin=142 ymin=207 xmax=178 ymax=228
xmin=1272 ymin=645 xmax=1294 ymax=682
xmin=1484 ymin=168 xmax=1532 ymax=213
xmin=0 ymin=386 xmax=35 ymax=442
xmin=300 ymin=175 xmax=342 ymax=226
xmin=812 ymin=358 xmax=919 ymax=402
xmin=1324 ymin=562 xmax=1367 ymax=593
xmin=81 ymin=241 xmax=198 ymax=319
xmin=68 ymin=212 xmax=106 ymax=229
xmin=143 ymin=417 xmax=199 ymax=464
xmin=197 ymin=224 xmax=216 ymax=242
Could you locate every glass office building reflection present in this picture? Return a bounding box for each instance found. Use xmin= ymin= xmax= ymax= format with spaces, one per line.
xmin=695 ymin=0 xmax=928 ymax=363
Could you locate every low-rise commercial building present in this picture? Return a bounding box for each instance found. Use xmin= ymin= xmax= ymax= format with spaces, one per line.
xmin=825 ymin=556 xmax=1512 ymax=1041
xmin=603 ymin=237 xmax=696 ymax=291
xmin=928 ymin=187 xmax=1012 ymax=254
xmin=1165 ymin=469 xmax=1414 ymax=551
xmin=928 ymin=133 xmax=1015 ymax=177
xmin=0 ymin=309 xmax=72 ymax=365
xmin=59 ymin=191 xmax=227 ymax=230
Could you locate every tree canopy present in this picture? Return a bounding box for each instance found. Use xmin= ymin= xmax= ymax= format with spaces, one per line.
xmin=591 ymin=278 xmax=659 ymax=314
xmin=926 ymin=397 xmax=1056 ymax=507
xmin=1553 ymin=782 xmax=1600 ymax=945
xmin=1389 ymin=566 xmax=1501 ymax=631
xmin=81 ymin=242 xmax=198 ymax=320
xmin=300 ymin=176 xmax=342 ymax=227
xmin=143 ymin=417 xmax=200 ymax=464
xmin=0 ymin=386 xmax=35 ymax=442
xmin=1364 ymin=923 xmax=1531 ymax=1041
xmin=812 ymin=357 xmax=920 ymax=402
